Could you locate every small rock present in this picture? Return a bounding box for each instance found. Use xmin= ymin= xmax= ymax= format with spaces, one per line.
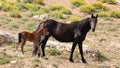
xmin=10 ymin=60 xmax=17 ymax=64
xmin=117 ymin=0 xmax=120 ymax=3
xmin=33 ymin=14 xmax=49 ymax=21
xmin=0 ymin=30 xmax=17 ymax=44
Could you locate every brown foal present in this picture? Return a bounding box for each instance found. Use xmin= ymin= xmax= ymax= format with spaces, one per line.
xmin=16 ymin=26 xmax=48 ymax=56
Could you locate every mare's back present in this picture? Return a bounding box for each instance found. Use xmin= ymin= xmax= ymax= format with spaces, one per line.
xmin=44 ymin=19 xmax=79 ymax=42
xmin=44 ymin=19 xmax=77 ymax=31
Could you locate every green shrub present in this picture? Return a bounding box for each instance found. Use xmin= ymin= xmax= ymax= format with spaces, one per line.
xmin=98 ymin=0 xmax=117 ymax=4
xmin=80 ymin=4 xmax=95 ymax=13
xmin=70 ymin=16 xmax=80 ymax=22
xmin=110 ymin=10 xmax=120 ymax=18
xmin=80 ymin=2 xmax=109 ymax=13
xmin=0 ymin=0 xmax=6 ymax=1
xmin=48 ymin=5 xmax=65 ymax=11
xmin=48 ymin=5 xmax=71 ymax=14
xmin=13 ymin=2 xmax=27 ymax=11
xmin=33 ymin=0 xmax=44 ymax=5
xmin=51 ymin=11 xmax=64 ymax=19
xmin=98 ymin=51 xmax=109 ymax=61
xmin=92 ymin=1 xmax=109 ymax=12
xmin=0 ymin=2 xmax=13 ymax=11
xmin=69 ymin=0 xmax=86 ymax=7
xmin=27 ymin=8 xmax=49 ymax=17
xmin=9 ymin=9 xmax=21 ymax=18
xmin=24 ymin=3 xmax=40 ymax=11
xmin=37 ymin=8 xmax=49 ymax=14
xmin=0 ymin=52 xmax=12 ymax=65
xmin=97 ymin=11 xmax=110 ymax=17
xmin=22 ymin=0 xmax=33 ymax=3
xmin=0 ymin=57 xmax=11 ymax=65
xmin=46 ymin=48 xmax=61 ymax=56
xmin=61 ymin=8 xmax=71 ymax=14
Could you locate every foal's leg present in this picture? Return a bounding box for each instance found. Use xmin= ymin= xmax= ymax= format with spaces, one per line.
xmin=15 ymin=42 xmax=20 ymax=56
xmin=37 ymin=43 xmax=41 ymax=57
xmin=38 ymin=44 xmax=42 ymax=57
xmin=78 ymin=42 xmax=87 ymax=63
xmin=21 ymin=40 xmax=26 ymax=56
xmin=69 ymin=40 xmax=78 ymax=62
xmin=34 ymin=42 xmax=41 ymax=57
xmin=32 ymin=44 xmax=38 ymax=57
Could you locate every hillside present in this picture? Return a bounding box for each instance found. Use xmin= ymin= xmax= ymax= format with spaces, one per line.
xmin=0 ymin=0 xmax=120 ymax=68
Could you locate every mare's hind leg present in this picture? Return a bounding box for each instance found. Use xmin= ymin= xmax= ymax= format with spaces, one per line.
xmin=69 ymin=40 xmax=77 ymax=62
xmin=78 ymin=42 xmax=87 ymax=63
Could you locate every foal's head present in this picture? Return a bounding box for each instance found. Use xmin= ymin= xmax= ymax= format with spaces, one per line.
xmin=37 ymin=26 xmax=48 ymax=35
xmin=89 ymin=14 xmax=98 ymax=32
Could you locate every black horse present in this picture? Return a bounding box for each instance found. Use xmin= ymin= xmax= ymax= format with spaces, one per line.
xmin=36 ymin=14 xmax=98 ymax=63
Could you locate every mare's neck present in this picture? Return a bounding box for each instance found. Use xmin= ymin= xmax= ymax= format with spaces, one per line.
xmin=81 ymin=18 xmax=91 ymax=34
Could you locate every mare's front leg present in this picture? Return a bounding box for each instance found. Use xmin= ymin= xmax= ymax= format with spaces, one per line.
xmin=69 ymin=40 xmax=78 ymax=62
xmin=78 ymin=42 xmax=87 ymax=63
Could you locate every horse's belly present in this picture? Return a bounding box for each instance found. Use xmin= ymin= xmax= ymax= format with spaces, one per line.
xmin=52 ymin=35 xmax=74 ymax=42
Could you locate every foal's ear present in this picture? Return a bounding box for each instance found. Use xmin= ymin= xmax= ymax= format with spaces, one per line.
xmin=96 ymin=14 xmax=98 ymax=18
xmin=91 ymin=14 xmax=94 ymax=18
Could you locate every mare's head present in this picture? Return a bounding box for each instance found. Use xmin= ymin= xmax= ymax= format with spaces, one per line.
xmin=90 ymin=14 xmax=98 ymax=32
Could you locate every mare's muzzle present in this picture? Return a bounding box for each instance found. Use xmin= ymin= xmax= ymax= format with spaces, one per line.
xmin=92 ymin=28 xmax=95 ymax=32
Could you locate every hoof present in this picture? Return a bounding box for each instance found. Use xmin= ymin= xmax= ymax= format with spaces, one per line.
xmin=69 ymin=58 xmax=74 ymax=63
xmin=42 ymin=56 xmax=48 ymax=60
xmin=38 ymin=53 xmax=41 ymax=57
xmin=82 ymin=59 xmax=87 ymax=63
xmin=41 ymin=55 xmax=45 ymax=57
xmin=21 ymin=54 xmax=24 ymax=57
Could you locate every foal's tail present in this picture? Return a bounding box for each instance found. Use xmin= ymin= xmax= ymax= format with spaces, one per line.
xmin=18 ymin=33 xmax=22 ymax=43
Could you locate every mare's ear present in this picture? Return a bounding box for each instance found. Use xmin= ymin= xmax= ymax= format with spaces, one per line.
xmin=96 ymin=14 xmax=98 ymax=18
xmin=91 ymin=14 xmax=94 ymax=18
